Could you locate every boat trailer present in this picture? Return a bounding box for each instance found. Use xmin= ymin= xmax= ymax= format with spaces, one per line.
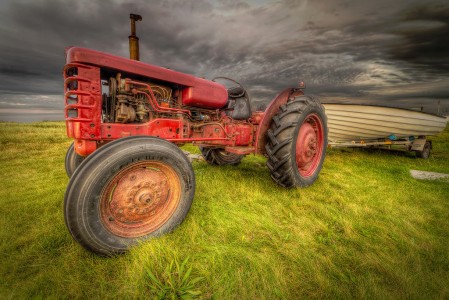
xmin=328 ymin=136 xmax=432 ymax=159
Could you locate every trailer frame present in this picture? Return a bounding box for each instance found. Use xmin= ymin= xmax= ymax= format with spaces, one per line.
xmin=328 ymin=136 xmax=431 ymax=158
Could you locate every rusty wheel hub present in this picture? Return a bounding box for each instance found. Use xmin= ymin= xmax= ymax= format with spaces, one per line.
xmin=100 ymin=161 xmax=181 ymax=238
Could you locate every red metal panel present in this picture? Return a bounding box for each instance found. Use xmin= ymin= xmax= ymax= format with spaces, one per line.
xmin=225 ymin=123 xmax=253 ymax=146
xmin=101 ymin=119 xmax=183 ymax=140
xmin=63 ymin=63 xmax=102 ymax=142
xmin=182 ymin=79 xmax=228 ymax=109
xmin=74 ymin=139 xmax=97 ymax=156
xmin=66 ymin=47 xmax=195 ymax=86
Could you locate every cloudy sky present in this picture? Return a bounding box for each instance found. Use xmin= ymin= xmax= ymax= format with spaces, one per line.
xmin=0 ymin=0 xmax=448 ymax=121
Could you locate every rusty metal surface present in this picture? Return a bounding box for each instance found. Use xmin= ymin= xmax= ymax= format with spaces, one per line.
xmin=295 ymin=113 xmax=325 ymax=177
xmin=100 ymin=161 xmax=181 ymax=238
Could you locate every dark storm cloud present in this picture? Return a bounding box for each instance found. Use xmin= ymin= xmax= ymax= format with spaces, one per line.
xmin=389 ymin=3 xmax=449 ymax=72
xmin=0 ymin=0 xmax=448 ymax=118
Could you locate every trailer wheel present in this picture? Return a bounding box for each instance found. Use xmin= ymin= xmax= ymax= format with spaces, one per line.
xmin=64 ymin=136 xmax=195 ymax=256
xmin=65 ymin=142 xmax=85 ymax=178
xmin=416 ymin=141 xmax=431 ymax=159
xmin=199 ymin=147 xmax=243 ymax=165
xmin=266 ymin=96 xmax=327 ymax=187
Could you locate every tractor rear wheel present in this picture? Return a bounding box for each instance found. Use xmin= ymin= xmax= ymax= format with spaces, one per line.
xmin=64 ymin=136 xmax=195 ymax=256
xmin=65 ymin=142 xmax=84 ymax=178
xmin=265 ymin=96 xmax=327 ymax=187
xmin=199 ymin=147 xmax=244 ymax=165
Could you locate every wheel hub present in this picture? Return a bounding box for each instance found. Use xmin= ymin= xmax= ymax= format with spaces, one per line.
xmin=295 ymin=114 xmax=324 ymax=177
xmin=296 ymin=123 xmax=317 ymax=168
xmin=100 ymin=161 xmax=181 ymax=237
xmin=109 ymin=168 xmax=168 ymax=223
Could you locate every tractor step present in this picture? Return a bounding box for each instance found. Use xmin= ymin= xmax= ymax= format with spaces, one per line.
xmin=224 ymin=146 xmax=255 ymax=155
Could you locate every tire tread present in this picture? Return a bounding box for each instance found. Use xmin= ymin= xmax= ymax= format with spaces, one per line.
xmin=265 ymin=96 xmax=327 ymax=187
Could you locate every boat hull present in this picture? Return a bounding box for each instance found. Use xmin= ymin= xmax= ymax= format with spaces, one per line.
xmin=323 ymin=104 xmax=447 ymax=142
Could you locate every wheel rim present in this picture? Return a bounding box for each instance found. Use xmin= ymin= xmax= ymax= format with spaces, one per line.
xmin=100 ymin=161 xmax=181 ymax=238
xmin=295 ymin=113 xmax=325 ymax=177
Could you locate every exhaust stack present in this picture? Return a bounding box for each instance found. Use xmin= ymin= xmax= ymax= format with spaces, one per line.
xmin=129 ymin=14 xmax=142 ymax=61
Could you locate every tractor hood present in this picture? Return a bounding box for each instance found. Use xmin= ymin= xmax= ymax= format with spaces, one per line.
xmin=65 ymin=47 xmax=228 ymax=109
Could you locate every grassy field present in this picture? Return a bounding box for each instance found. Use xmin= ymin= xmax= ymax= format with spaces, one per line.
xmin=0 ymin=121 xmax=448 ymax=299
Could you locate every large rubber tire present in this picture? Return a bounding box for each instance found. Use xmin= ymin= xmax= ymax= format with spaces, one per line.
xmin=415 ymin=141 xmax=431 ymax=159
xmin=265 ymin=96 xmax=327 ymax=187
xmin=65 ymin=143 xmax=85 ymax=178
xmin=199 ymin=147 xmax=244 ymax=166
xmin=64 ymin=136 xmax=195 ymax=256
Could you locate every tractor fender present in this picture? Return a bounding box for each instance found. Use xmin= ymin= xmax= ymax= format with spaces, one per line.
xmin=254 ymin=88 xmax=304 ymax=155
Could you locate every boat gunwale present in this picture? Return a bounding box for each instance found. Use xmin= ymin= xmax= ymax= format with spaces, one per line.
xmin=327 ymin=114 xmax=446 ymax=129
xmin=321 ymin=102 xmax=447 ymax=119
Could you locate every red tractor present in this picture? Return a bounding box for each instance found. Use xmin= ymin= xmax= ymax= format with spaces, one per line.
xmin=63 ymin=15 xmax=327 ymax=256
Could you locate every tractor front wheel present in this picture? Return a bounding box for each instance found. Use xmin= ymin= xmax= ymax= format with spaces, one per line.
xmin=64 ymin=142 xmax=84 ymax=178
xmin=266 ymin=96 xmax=327 ymax=187
xmin=64 ymin=136 xmax=195 ymax=256
xmin=199 ymin=147 xmax=244 ymax=165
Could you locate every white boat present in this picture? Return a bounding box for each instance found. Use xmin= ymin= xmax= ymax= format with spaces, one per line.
xmin=322 ymin=104 xmax=447 ymax=142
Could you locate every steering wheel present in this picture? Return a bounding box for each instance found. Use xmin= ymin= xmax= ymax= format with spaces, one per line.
xmin=212 ymin=77 xmax=246 ymax=98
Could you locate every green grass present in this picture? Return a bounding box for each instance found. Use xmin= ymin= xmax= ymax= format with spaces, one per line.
xmin=0 ymin=121 xmax=448 ymax=299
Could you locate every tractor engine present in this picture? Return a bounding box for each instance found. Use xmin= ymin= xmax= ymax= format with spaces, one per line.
xmin=99 ymin=72 xmax=238 ymax=127
xmin=102 ymin=74 xmax=175 ymax=124
xmin=101 ymin=74 xmax=252 ymax=125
